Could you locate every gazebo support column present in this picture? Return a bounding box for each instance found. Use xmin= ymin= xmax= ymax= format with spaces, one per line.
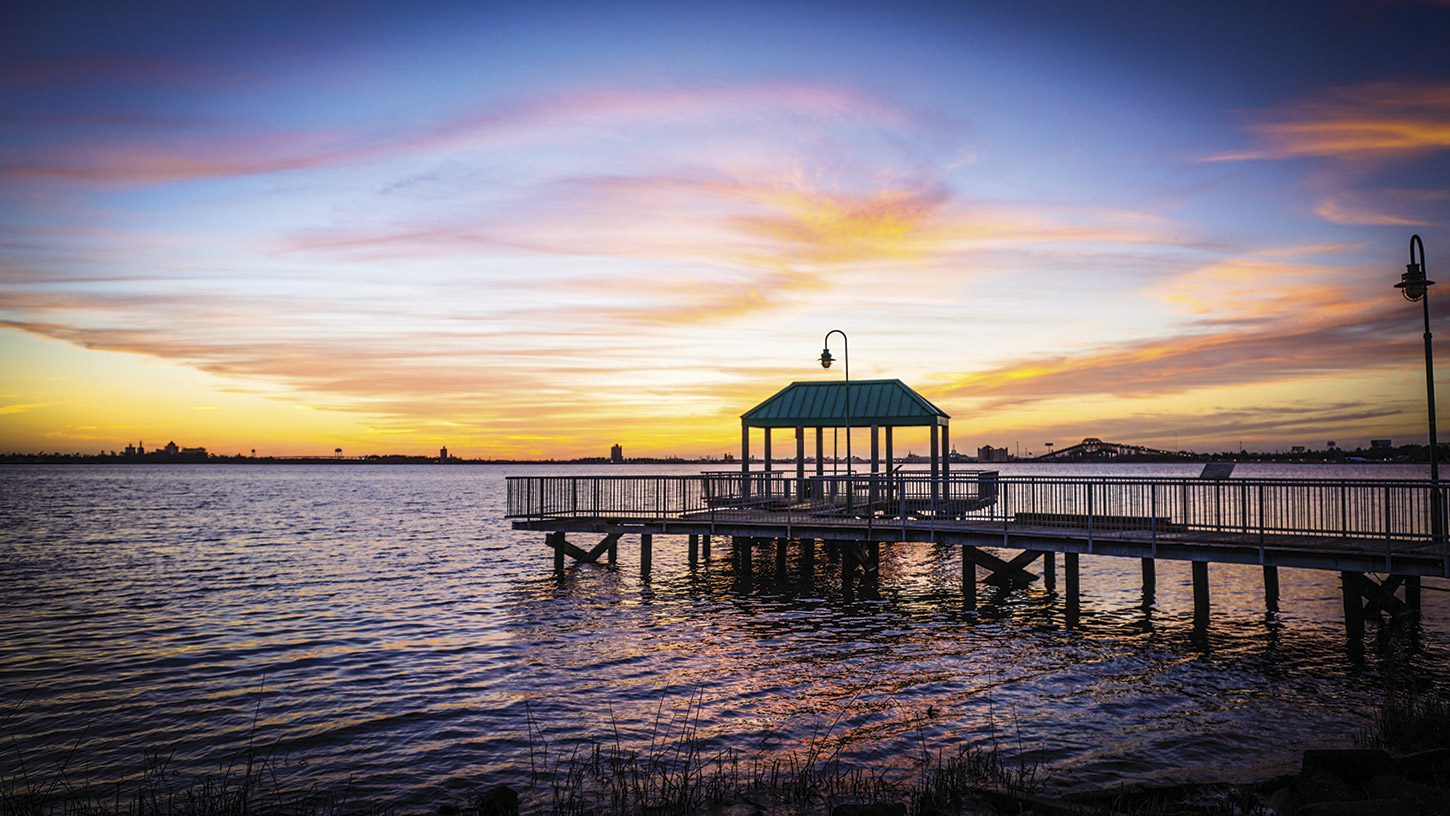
xmin=796 ymin=426 xmax=805 ymax=500
xmin=929 ymin=424 xmax=940 ymax=506
xmin=816 ymin=428 xmax=825 ymax=476
xmin=763 ymin=428 xmax=773 ymax=499
xmin=740 ymin=423 xmax=750 ymax=500
xmin=941 ymin=423 xmax=951 ymax=509
xmin=870 ymin=425 xmax=880 ymax=505
xmin=884 ymin=427 xmax=894 ymax=503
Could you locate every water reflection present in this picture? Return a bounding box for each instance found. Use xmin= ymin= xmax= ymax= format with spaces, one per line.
xmin=0 ymin=463 xmax=1445 ymax=810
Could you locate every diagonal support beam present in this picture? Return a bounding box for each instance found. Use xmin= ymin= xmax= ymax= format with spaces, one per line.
xmin=1361 ymin=574 xmax=1408 ymax=618
xmin=545 ymin=532 xmax=606 ymax=564
xmin=966 ymin=547 xmax=1040 ymax=588
xmin=588 ymin=533 xmax=622 ymax=563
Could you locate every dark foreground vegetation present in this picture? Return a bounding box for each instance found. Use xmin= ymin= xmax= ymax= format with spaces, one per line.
xmin=5 ymin=687 xmax=1449 ymax=816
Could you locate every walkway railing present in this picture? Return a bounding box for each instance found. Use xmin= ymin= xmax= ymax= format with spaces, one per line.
xmin=506 ymin=473 xmax=1450 ymax=551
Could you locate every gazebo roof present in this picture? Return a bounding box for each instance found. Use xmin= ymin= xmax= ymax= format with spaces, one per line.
xmin=741 ymin=379 xmax=950 ymax=429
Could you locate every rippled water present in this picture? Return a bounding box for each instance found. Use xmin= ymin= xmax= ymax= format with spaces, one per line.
xmin=2 ymin=463 xmax=1447 ymax=808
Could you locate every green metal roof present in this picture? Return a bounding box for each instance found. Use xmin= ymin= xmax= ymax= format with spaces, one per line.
xmin=741 ymin=379 xmax=950 ymax=428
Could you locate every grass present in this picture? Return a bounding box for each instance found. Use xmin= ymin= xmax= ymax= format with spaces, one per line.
xmin=1358 ymin=683 xmax=1450 ymax=754
xmin=4 ymin=685 xmax=1037 ymax=816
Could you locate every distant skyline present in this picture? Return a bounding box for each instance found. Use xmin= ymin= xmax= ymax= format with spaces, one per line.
xmin=4 ymin=1 xmax=1450 ymax=458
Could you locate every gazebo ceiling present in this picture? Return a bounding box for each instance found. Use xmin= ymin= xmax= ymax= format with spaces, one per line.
xmin=741 ymin=379 xmax=949 ymax=429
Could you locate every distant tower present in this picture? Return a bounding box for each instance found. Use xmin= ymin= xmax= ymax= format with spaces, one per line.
xmin=610 ymin=443 xmax=623 ymax=464
xmin=440 ymin=446 xmax=449 ymax=461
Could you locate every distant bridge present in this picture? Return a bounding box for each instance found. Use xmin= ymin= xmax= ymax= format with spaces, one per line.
xmin=1038 ymin=437 xmax=1176 ymax=461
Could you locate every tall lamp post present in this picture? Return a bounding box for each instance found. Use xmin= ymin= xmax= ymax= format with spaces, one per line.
xmin=819 ymin=330 xmax=850 ymax=473
xmin=1396 ymin=234 xmax=1441 ymax=544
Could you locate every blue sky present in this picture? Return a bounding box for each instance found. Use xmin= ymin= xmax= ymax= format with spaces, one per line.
xmin=3 ymin=1 xmax=1449 ymax=457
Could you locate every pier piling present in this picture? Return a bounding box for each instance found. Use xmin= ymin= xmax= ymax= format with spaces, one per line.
xmin=551 ymin=531 xmax=565 ymax=573
xmin=1341 ymin=571 xmax=1364 ymax=650
xmin=963 ymin=546 xmax=978 ymax=611
xmin=1065 ymin=552 xmax=1080 ymax=626
xmin=1042 ymin=551 xmax=1055 ymax=592
xmin=1192 ymin=561 xmax=1210 ymax=631
xmin=1405 ymin=575 xmax=1422 ymax=620
xmin=702 ymin=534 xmax=711 ymax=560
xmin=1141 ymin=558 xmax=1155 ymax=607
xmin=640 ymin=534 xmax=652 ymax=577
xmin=688 ymin=534 xmax=699 ymax=565
xmin=1264 ymin=565 xmax=1280 ymax=612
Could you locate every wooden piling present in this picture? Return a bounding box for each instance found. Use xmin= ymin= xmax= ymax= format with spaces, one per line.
xmin=842 ymin=543 xmax=858 ymax=600
xmin=801 ymin=539 xmax=814 ymax=575
xmin=1263 ymin=564 xmax=1280 ymax=612
xmin=702 ymin=534 xmax=711 ymax=560
xmin=688 ymin=534 xmax=699 ymax=565
xmin=1042 ymin=550 xmax=1056 ymax=592
xmin=550 ymin=531 xmax=565 ymax=573
xmin=1405 ymin=575 xmax=1422 ymax=619
xmin=1064 ymin=552 xmax=1080 ymax=625
xmin=1141 ymin=558 xmax=1156 ymax=606
xmin=608 ymin=535 xmax=618 ymax=565
xmin=962 ymin=546 xmax=978 ymax=611
xmin=1341 ymin=571 xmax=1364 ymax=648
xmin=640 ymin=534 xmax=652 ymax=577
xmin=1192 ymin=561 xmax=1209 ymax=631
xmin=775 ymin=539 xmax=788 ymax=577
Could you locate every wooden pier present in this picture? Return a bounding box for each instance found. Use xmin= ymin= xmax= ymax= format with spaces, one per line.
xmin=508 ymin=471 xmax=1447 ymax=651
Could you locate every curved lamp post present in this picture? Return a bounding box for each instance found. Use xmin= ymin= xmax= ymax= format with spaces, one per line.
xmin=819 ymin=330 xmax=850 ymax=473
xmin=1396 ymin=234 xmax=1441 ymax=544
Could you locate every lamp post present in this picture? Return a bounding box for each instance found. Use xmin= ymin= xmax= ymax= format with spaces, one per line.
xmin=819 ymin=330 xmax=850 ymax=473
xmin=1396 ymin=234 xmax=1441 ymax=544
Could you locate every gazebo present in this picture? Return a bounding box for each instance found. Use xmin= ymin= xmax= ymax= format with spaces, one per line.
xmin=739 ymin=379 xmax=953 ymax=499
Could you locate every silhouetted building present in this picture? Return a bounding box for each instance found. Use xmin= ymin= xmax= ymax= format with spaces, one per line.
xmin=163 ymin=441 xmax=179 ymax=455
xmin=180 ymin=447 xmax=206 ymax=456
xmin=1370 ymin=439 xmax=1393 ymax=449
xmin=440 ymin=446 xmax=449 ymax=461
xmin=977 ymin=445 xmax=1009 ymax=463
xmin=610 ymin=443 xmax=623 ymax=463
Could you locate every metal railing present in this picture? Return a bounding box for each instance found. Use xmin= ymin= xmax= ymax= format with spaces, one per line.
xmin=506 ymin=471 xmax=1449 ymax=547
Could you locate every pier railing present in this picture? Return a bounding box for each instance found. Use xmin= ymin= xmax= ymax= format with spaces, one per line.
xmin=506 ymin=472 xmax=1449 ymax=549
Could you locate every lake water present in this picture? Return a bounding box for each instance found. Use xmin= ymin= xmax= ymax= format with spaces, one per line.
xmin=2 ymin=463 xmax=1447 ymax=810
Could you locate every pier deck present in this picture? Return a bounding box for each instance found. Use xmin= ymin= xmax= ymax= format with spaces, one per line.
xmin=507 ymin=472 xmax=1447 ymax=644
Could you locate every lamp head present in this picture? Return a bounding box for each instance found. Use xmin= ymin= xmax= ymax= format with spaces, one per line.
xmin=819 ymin=347 xmax=834 ymax=369
xmin=1397 ymin=262 xmax=1434 ymax=302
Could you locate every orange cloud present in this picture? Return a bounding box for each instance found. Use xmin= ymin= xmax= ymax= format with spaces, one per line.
xmin=1212 ymin=81 xmax=1450 ymax=161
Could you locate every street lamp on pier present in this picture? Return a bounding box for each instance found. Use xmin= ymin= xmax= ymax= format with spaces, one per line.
xmin=1395 ymin=234 xmax=1442 ymax=544
xmin=819 ymin=330 xmax=850 ymax=472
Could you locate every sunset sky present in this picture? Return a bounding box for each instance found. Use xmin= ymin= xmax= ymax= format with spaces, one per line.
xmin=4 ymin=1 xmax=1450 ymax=458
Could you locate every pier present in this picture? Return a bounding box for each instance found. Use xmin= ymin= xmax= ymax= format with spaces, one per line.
xmin=505 ymin=378 xmax=1446 ymax=650
xmin=507 ymin=470 xmax=1447 ymax=648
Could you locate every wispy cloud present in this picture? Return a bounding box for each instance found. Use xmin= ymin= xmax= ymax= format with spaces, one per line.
xmin=1 ymin=82 xmax=944 ymax=187
xmin=1210 ymin=81 xmax=1450 ymax=162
